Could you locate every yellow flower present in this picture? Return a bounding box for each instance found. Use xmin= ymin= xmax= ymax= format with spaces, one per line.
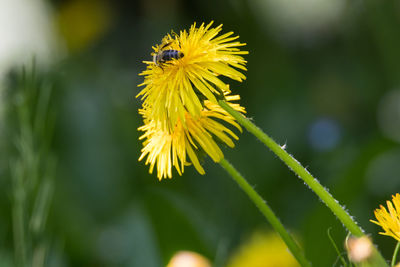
xmin=138 ymin=95 xmax=245 ymax=179
xmin=227 ymin=231 xmax=300 ymax=267
xmin=57 ymin=0 xmax=111 ymax=52
xmin=371 ymin=193 xmax=400 ymax=241
xmin=137 ymin=21 xmax=248 ymax=131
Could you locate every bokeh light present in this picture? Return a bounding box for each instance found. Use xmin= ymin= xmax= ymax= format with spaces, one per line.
xmin=308 ymin=118 xmax=341 ymax=151
xmin=0 ymin=0 xmax=59 ymax=80
xmin=377 ymin=89 xmax=400 ymax=144
xmin=250 ymin=0 xmax=346 ymax=43
xmin=366 ymin=149 xmax=400 ymax=196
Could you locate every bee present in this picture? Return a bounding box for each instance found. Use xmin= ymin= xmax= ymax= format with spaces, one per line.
xmin=153 ymin=41 xmax=184 ymax=66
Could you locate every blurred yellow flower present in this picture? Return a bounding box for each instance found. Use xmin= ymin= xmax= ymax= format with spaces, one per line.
xmin=166 ymin=251 xmax=211 ymax=267
xmin=371 ymin=193 xmax=400 ymax=241
xmin=57 ymin=0 xmax=111 ymax=52
xmin=138 ymin=94 xmax=245 ymax=179
xmin=227 ymin=231 xmax=300 ymax=267
xmin=137 ymin=21 xmax=247 ymax=132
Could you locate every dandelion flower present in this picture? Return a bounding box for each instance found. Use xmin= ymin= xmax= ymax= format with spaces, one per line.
xmin=137 ymin=21 xmax=248 ymax=131
xmin=371 ymin=193 xmax=400 ymax=241
xmin=227 ymin=231 xmax=300 ymax=267
xmin=138 ymin=94 xmax=245 ymax=179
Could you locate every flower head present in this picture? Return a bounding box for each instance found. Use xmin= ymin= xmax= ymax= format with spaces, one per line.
xmin=137 ymin=22 xmax=248 ymax=179
xmin=137 ymin=21 xmax=248 ymax=131
xmin=371 ymin=193 xmax=400 ymax=241
xmin=227 ymin=231 xmax=300 ymax=267
xmin=138 ymin=94 xmax=245 ymax=179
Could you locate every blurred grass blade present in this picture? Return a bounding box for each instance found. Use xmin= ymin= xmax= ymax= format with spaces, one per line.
xmin=11 ymin=160 xmax=27 ymax=267
xmin=7 ymin=64 xmax=57 ymax=267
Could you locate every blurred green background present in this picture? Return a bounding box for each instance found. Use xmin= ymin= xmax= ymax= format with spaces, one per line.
xmin=1 ymin=0 xmax=400 ymax=266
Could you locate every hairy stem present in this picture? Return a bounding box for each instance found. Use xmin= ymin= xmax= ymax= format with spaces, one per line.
xmin=219 ymin=158 xmax=311 ymax=267
xmin=219 ymin=100 xmax=388 ymax=266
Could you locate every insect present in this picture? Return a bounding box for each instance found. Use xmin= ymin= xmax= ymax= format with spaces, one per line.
xmin=153 ymin=41 xmax=184 ymax=66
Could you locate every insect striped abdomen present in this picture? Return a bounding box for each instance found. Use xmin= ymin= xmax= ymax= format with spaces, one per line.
xmin=160 ymin=50 xmax=184 ymax=61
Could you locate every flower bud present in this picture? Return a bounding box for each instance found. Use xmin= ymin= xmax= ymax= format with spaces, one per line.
xmin=346 ymin=236 xmax=373 ymax=263
xmin=166 ymin=251 xmax=211 ymax=267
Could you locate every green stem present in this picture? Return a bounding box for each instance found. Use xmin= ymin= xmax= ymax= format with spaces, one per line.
xmin=219 ymin=158 xmax=311 ymax=267
xmin=391 ymin=242 xmax=400 ymax=266
xmin=219 ymin=100 xmax=362 ymax=235
xmin=327 ymin=228 xmax=348 ymax=267
xmin=219 ymin=100 xmax=389 ymax=266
